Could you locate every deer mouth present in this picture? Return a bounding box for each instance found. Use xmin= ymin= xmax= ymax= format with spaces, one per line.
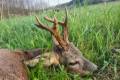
xmin=67 ymin=63 xmax=97 ymax=76
xmin=67 ymin=63 xmax=88 ymax=76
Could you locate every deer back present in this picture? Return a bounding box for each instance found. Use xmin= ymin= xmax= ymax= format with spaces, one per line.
xmin=0 ymin=48 xmax=41 ymax=80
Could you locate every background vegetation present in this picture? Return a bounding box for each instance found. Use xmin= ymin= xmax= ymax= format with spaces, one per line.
xmin=0 ymin=1 xmax=120 ymax=80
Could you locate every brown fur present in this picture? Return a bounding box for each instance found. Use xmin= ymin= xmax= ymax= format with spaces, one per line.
xmin=0 ymin=49 xmax=41 ymax=80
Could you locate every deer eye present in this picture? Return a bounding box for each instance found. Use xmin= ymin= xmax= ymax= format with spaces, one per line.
xmin=69 ymin=61 xmax=79 ymax=65
xmin=69 ymin=62 xmax=76 ymax=65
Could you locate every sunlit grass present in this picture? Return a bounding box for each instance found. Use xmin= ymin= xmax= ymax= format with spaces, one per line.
xmin=0 ymin=1 xmax=120 ymax=80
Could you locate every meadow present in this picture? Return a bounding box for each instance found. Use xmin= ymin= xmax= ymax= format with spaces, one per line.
xmin=0 ymin=1 xmax=120 ymax=80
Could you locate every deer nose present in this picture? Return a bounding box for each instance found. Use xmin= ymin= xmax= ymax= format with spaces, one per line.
xmin=83 ymin=58 xmax=98 ymax=72
xmin=92 ymin=64 xmax=98 ymax=72
xmin=89 ymin=63 xmax=98 ymax=72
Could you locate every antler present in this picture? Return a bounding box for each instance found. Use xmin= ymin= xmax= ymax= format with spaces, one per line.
xmin=35 ymin=16 xmax=53 ymax=33
xmin=62 ymin=8 xmax=69 ymax=43
xmin=35 ymin=16 xmax=68 ymax=50
xmin=44 ymin=8 xmax=69 ymax=43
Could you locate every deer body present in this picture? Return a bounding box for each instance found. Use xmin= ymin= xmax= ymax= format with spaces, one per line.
xmin=0 ymin=49 xmax=41 ymax=80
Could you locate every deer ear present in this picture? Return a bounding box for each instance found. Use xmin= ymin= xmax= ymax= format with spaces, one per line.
xmin=23 ymin=48 xmax=42 ymax=60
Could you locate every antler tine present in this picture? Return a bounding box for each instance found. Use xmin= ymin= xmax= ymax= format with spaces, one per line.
xmin=53 ymin=17 xmax=58 ymax=28
xmin=62 ymin=8 xmax=69 ymax=43
xmin=44 ymin=16 xmax=64 ymax=25
xmin=64 ymin=8 xmax=68 ymax=25
xmin=35 ymin=16 xmax=53 ymax=34
xmin=44 ymin=16 xmax=53 ymax=23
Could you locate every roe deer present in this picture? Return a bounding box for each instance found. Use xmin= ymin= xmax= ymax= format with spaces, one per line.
xmin=0 ymin=48 xmax=41 ymax=80
xmin=35 ymin=9 xmax=98 ymax=76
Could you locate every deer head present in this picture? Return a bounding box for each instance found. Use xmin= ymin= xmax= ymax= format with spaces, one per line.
xmin=35 ymin=9 xmax=98 ymax=76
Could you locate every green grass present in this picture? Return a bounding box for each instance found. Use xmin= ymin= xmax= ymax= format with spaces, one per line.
xmin=0 ymin=1 xmax=120 ymax=80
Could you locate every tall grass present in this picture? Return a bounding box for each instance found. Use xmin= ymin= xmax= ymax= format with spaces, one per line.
xmin=0 ymin=1 xmax=120 ymax=80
